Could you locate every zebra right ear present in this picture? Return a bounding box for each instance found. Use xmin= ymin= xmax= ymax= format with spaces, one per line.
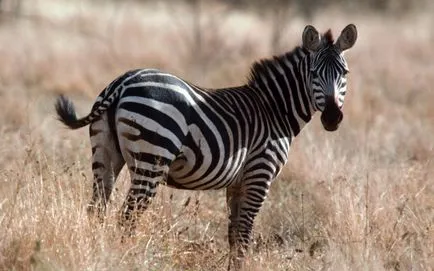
xmin=302 ymin=25 xmax=321 ymax=52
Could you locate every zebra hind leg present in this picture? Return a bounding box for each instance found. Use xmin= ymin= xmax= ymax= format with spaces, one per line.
xmin=119 ymin=153 xmax=170 ymax=237
xmin=88 ymin=116 xmax=125 ymax=222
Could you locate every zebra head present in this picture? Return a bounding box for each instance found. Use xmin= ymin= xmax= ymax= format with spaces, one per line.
xmin=302 ymin=24 xmax=357 ymax=131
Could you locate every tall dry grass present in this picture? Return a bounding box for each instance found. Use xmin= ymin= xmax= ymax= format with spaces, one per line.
xmin=0 ymin=0 xmax=433 ymax=270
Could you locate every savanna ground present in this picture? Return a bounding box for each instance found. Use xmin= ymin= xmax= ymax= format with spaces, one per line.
xmin=0 ymin=0 xmax=433 ymax=270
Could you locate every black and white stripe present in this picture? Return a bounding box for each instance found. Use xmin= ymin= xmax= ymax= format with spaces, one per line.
xmin=55 ymin=24 xmax=357 ymax=269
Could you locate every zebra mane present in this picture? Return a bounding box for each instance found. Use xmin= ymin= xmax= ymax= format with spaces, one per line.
xmin=323 ymin=29 xmax=334 ymax=45
xmin=247 ymin=46 xmax=306 ymax=87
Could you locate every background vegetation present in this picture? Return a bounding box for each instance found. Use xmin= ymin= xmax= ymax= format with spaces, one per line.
xmin=0 ymin=0 xmax=433 ymax=270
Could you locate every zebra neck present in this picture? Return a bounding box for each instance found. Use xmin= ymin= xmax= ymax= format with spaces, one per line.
xmin=247 ymin=47 xmax=315 ymax=138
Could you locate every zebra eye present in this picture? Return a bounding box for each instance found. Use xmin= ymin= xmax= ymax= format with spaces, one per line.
xmin=342 ymin=70 xmax=349 ymax=77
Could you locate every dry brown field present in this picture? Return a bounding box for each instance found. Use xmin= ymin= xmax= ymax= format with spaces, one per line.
xmin=0 ymin=1 xmax=433 ymax=270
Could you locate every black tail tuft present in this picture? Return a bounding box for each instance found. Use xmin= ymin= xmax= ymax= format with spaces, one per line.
xmin=55 ymin=95 xmax=86 ymax=129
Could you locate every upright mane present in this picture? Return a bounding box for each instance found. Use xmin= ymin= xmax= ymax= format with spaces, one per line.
xmin=247 ymin=46 xmax=305 ymax=86
xmin=323 ymin=29 xmax=334 ymax=45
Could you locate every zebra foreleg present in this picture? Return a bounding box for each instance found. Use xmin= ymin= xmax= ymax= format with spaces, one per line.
xmin=227 ymin=187 xmax=247 ymax=270
xmin=226 ymin=183 xmax=269 ymax=270
xmin=226 ymin=186 xmax=255 ymax=270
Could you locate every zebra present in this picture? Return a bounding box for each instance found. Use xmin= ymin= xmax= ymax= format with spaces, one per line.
xmin=55 ymin=24 xmax=357 ymax=269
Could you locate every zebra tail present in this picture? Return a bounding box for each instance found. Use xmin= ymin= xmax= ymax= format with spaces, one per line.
xmin=55 ymin=95 xmax=93 ymax=129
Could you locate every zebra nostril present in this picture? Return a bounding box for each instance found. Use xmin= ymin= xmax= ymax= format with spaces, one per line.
xmin=321 ymin=101 xmax=343 ymax=131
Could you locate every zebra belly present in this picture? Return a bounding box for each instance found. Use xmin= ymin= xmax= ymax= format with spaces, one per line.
xmin=167 ymin=147 xmax=247 ymax=190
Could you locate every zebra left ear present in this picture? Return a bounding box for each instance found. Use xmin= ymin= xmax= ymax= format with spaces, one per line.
xmin=336 ymin=24 xmax=357 ymax=52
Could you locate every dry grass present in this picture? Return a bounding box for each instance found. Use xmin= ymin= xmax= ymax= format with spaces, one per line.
xmin=0 ymin=0 xmax=433 ymax=270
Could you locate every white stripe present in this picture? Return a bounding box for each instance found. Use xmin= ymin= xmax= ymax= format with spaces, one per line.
xmin=118 ymin=96 xmax=189 ymax=136
xmin=117 ymin=109 xmax=182 ymax=149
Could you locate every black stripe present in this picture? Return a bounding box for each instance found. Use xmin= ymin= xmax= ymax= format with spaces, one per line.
xmin=245 ymin=162 xmax=274 ymax=174
xmin=123 ymin=72 xmax=177 ymax=87
xmin=131 ymin=179 xmax=158 ymax=189
xmin=92 ymin=162 xmax=105 ymax=170
xmin=118 ymin=117 xmax=179 ymax=156
xmin=89 ymin=127 xmax=102 ymax=137
xmin=129 ymin=166 xmax=164 ymax=178
xmin=286 ymin=54 xmax=311 ymax=123
xmin=121 ymin=85 xmax=190 ymax=117
xmin=174 ymin=132 xmax=204 ymax=179
xmin=127 ymin=150 xmax=172 ymax=166
xmin=118 ymin=100 xmax=185 ymax=143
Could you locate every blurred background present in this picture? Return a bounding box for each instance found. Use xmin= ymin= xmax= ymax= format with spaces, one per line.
xmin=0 ymin=0 xmax=433 ymax=270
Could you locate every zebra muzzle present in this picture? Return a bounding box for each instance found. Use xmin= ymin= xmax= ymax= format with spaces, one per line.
xmin=320 ymin=98 xmax=343 ymax=132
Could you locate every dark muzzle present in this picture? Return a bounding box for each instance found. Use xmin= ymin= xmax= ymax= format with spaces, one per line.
xmin=320 ymin=97 xmax=343 ymax=132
